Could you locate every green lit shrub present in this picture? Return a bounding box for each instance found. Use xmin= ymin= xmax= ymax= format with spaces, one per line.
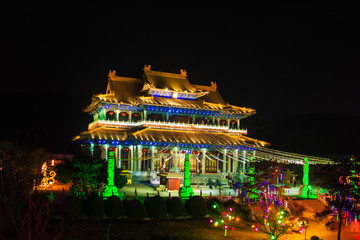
xmin=63 ymin=196 xmax=84 ymax=219
xmin=185 ymin=196 xmax=208 ymax=218
xmin=125 ymin=198 xmax=146 ymax=220
xmin=166 ymin=197 xmax=186 ymax=217
xmin=105 ymin=195 xmax=124 ymax=218
xmin=84 ymin=194 xmax=105 ymax=219
xmin=145 ymin=195 xmax=167 ymax=218
xmin=207 ymin=198 xmax=223 ymax=215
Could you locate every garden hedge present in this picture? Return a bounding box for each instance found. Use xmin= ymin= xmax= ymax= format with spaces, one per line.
xmin=125 ymin=198 xmax=146 ymax=220
xmin=85 ymin=194 xmax=105 ymax=219
xmin=185 ymin=196 xmax=208 ymax=218
xmin=145 ymin=195 xmax=167 ymax=218
xmin=105 ymin=195 xmax=124 ymax=218
xmin=166 ymin=197 xmax=186 ymax=217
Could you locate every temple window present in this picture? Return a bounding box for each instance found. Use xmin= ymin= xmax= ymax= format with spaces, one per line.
xmin=219 ymin=119 xmax=227 ymax=126
xmin=229 ymin=120 xmax=238 ymax=129
xmin=206 ymin=151 xmax=218 ymax=173
xmin=106 ymin=111 xmax=116 ymax=121
xmin=132 ymin=112 xmax=141 ymax=122
xmin=194 ymin=117 xmax=212 ymax=125
xmin=121 ymin=147 xmax=129 ymax=170
xmin=118 ymin=112 xmax=129 ymax=121
xmin=147 ymin=113 xmax=165 ymax=121
xmin=141 ymin=148 xmax=150 ymax=171
xmin=169 ymin=115 xmax=190 ymax=123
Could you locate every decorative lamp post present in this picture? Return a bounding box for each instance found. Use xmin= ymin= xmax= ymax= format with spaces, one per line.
xmin=301 ymin=157 xmax=312 ymax=198
xmin=180 ymin=153 xmax=194 ymax=198
xmin=103 ymin=150 xmax=120 ymax=198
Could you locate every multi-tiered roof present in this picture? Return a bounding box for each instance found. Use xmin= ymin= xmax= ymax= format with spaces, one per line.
xmin=75 ymin=65 xmax=268 ymax=148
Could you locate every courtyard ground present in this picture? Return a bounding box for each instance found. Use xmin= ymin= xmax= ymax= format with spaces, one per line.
xmin=42 ymin=182 xmax=360 ymax=239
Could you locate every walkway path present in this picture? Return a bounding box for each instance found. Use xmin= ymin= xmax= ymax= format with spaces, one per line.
xmin=120 ymin=182 xmax=238 ymax=198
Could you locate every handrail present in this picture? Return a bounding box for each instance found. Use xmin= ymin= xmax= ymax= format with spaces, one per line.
xmin=88 ymin=119 xmax=247 ymax=133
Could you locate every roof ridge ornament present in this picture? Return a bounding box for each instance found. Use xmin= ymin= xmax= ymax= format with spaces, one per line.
xmin=108 ymin=70 xmax=117 ymax=80
xmin=180 ymin=69 xmax=187 ymax=78
xmin=144 ymin=65 xmax=151 ymax=72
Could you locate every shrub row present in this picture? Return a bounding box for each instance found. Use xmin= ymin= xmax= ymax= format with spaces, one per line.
xmin=58 ymin=195 xmax=246 ymax=220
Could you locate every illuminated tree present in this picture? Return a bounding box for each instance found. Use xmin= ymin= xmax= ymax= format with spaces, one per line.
xmin=208 ymin=200 xmax=241 ymax=237
xmin=315 ymin=156 xmax=360 ymax=240
xmin=56 ymin=156 xmax=102 ymax=195
xmin=252 ymin=205 xmax=297 ymax=240
xmin=242 ymin=160 xmax=284 ymax=203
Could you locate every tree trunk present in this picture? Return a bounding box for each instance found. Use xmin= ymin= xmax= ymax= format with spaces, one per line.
xmin=338 ymin=214 xmax=342 ymax=240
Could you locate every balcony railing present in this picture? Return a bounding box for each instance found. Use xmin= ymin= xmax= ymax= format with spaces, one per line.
xmin=88 ymin=119 xmax=247 ymax=134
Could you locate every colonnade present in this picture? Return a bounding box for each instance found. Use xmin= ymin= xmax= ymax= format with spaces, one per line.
xmin=89 ymin=143 xmax=253 ymax=177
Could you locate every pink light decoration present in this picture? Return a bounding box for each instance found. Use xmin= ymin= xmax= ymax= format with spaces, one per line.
xmin=224 ymin=225 xmax=228 ymax=229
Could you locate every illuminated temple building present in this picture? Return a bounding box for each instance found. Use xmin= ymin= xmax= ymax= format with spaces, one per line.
xmin=75 ymin=65 xmax=269 ymax=180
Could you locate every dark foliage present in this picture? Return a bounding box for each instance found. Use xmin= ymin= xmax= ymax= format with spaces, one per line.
xmin=125 ymin=198 xmax=146 ymax=220
xmin=145 ymin=195 xmax=167 ymax=218
xmin=185 ymin=196 xmax=208 ymax=218
xmin=224 ymin=199 xmax=240 ymax=215
xmin=238 ymin=204 xmax=253 ymax=221
xmin=166 ymin=197 xmax=186 ymax=217
xmin=105 ymin=195 xmax=125 ymax=218
xmin=0 ymin=150 xmax=62 ymax=239
xmin=55 ymin=156 xmax=103 ymax=194
xmin=62 ymin=196 xmax=84 ymax=219
xmin=84 ymin=194 xmax=105 ymax=219
xmin=314 ymin=156 xmax=360 ymax=240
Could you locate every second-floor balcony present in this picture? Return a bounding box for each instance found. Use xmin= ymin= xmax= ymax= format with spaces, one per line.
xmin=88 ymin=119 xmax=247 ymax=134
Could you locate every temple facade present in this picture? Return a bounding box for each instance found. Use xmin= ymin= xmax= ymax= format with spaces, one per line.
xmin=74 ymin=65 xmax=269 ymax=180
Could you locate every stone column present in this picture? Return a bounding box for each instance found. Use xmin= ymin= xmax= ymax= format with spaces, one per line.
xmin=151 ymin=146 xmax=155 ymax=171
xmin=227 ymin=152 xmax=231 ymax=173
xmin=241 ymin=150 xmax=246 ymax=181
xmin=130 ymin=145 xmax=134 ymax=171
xmin=233 ymin=149 xmax=238 ymax=174
xmin=117 ymin=145 xmax=122 ymax=169
xmin=104 ymin=144 xmax=109 ymax=161
xmin=172 ymin=147 xmax=179 ymax=173
xmin=222 ymin=149 xmax=227 ymax=173
xmin=137 ymin=145 xmax=142 ymax=172
xmin=115 ymin=110 xmax=119 ymax=121
xmin=201 ymin=148 xmax=206 ymax=173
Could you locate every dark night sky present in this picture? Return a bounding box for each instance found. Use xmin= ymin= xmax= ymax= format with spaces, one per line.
xmin=0 ymin=7 xmax=359 ymax=155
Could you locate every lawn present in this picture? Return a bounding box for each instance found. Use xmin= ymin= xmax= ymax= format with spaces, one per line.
xmin=56 ymin=218 xmax=268 ymax=240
